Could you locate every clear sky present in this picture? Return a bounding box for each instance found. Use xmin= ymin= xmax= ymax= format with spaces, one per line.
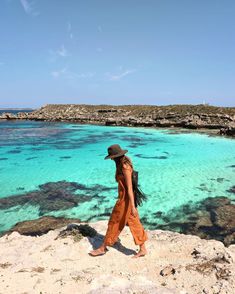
xmin=0 ymin=0 xmax=234 ymax=108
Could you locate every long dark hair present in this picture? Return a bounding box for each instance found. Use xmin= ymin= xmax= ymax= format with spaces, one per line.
xmin=131 ymin=170 xmax=147 ymax=207
xmin=116 ymin=155 xmax=147 ymax=207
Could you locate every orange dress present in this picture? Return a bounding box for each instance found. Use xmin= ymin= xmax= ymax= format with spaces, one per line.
xmin=103 ymin=157 xmax=148 ymax=246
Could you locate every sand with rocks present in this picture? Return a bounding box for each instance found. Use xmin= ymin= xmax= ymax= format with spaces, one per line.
xmin=0 ymin=220 xmax=235 ymax=294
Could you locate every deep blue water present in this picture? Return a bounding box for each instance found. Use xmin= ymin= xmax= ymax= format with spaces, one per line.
xmin=0 ymin=109 xmax=34 ymax=115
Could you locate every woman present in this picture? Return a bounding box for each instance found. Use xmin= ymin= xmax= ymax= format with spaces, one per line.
xmin=89 ymin=144 xmax=148 ymax=258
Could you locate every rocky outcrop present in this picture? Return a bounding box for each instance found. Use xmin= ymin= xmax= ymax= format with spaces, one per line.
xmin=0 ymin=219 xmax=235 ymax=293
xmin=55 ymin=223 xmax=97 ymax=242
xmin=1 ymin=104 xmax=235 ymax=136
xmin=0 ymin=112 xmax=17 ymax=119
xmin=16 ymin=112 xmax=29 ymax=119
xmin=3 ymin=216 xmax=81 ymax=236
xmin=219 ymin=126 xmax=235 ymax=136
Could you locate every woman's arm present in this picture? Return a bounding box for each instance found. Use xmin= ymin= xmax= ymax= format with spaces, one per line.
xmin=122 ymin=163 xmax=138 ymax=216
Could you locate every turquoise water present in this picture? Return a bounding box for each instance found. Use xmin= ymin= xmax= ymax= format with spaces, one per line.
xmin=0 ymin=120 xmax=234 ymax=233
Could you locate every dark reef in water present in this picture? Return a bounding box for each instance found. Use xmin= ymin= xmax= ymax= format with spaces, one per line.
xmin=25 ymin=156 xmax=38 ymax=160
xmin=135 ymin=154 xmax=168 ymax=159
xmin=227 ymin=186 xmax=235 ymax=194
xmin=0 ymin=181 xmax=115 ymax=217
xmin=143 ymin=196 xmax=235 ymax=247
xmin=7 ymin=149 xmax=21 ymax=154
xmin=1 ymin=182 xmax=235 ymax=246
xmin=16 ymin=187 xmax=25 ymax=191
xmin=85 ymin=212 xmax=112 ymax=222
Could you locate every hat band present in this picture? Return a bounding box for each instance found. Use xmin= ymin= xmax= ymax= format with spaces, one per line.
xmin=109 ymin=151 xmax=120 ymax=156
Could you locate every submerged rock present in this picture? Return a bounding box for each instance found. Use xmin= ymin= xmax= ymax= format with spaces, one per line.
xmin=0 ymin=181 xmax=93 ymax=215
xmin=227 ymin=186 xmax=235 ymax=194
xmin=154 ymin=196 xmax=235 ymax=246
xmin=212 ymin=205 xmax=235 ymax=232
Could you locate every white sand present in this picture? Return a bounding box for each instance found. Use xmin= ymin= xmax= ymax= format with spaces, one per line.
xmin=0 ymin=220 xmax=234 ymax=294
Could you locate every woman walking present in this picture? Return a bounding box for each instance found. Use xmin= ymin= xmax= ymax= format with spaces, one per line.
xmin=89 ymin=144 xmax=148 ymax=258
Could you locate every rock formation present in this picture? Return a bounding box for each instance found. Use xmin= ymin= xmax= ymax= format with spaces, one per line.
xmin=1 ymin=104 xmax=235 ymax=136
xmin=3 ymin=216 xmax=82 ymax=237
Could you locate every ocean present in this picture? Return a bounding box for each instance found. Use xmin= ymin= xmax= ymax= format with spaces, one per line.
xmin=0 ymin=120 xmax=234 ymax=233
xmin=0 ymin=109 xmax=34 ymax=115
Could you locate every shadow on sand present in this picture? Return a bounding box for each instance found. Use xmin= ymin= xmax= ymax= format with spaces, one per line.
xmin=87 ymin=232 xmax=137 ymax=256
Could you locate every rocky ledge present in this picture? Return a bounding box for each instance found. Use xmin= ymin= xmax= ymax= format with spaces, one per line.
xmin=0 ymin=217 xmax=235 ymax=294
xmin=0 ymin=104 xmax=235 ymax=136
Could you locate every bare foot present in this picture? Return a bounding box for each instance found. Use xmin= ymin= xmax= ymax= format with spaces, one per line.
xmin=89 ymin=247 xmax=108 ymax=257
xmin=131 ymin=249 xmax=147 ymax=258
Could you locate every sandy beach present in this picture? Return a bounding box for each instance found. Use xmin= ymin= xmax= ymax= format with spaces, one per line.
xmin=0 ymin=219 xmax=235 ymax=294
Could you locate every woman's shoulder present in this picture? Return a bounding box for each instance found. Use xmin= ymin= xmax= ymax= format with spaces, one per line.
xmin=121 ymin=156 xmax=133 ymax=171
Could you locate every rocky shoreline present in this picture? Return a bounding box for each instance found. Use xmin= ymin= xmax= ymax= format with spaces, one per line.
xmin=0 ymin=217 xmax=235 ymax=293
xmin=0 ymin=104 xmax=235 ymax=137
xmin=1 ymin=104 xmax=234 ymax=293
xmin=1 ymin=180 xmax=235 ymax=247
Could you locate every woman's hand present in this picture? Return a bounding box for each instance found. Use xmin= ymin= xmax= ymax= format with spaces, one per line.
xmin=131 ymin=206 xmax=138 ymax=217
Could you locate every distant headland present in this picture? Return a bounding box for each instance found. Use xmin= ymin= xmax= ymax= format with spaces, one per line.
xmin=0 ymin=108 xmax=35 ymax=110
xmin=0 ymin=104 xmax=234 ymax=136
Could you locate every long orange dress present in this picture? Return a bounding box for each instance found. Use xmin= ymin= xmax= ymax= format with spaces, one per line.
xmin=103 ymin=156 xmax=148 ymax=246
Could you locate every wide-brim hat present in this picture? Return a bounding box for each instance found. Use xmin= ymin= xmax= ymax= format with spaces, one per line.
xmin=104 ymin=144 xmax=128 ymax=160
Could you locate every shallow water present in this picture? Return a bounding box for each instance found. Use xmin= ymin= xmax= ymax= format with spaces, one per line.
xmin=0 ymin=120 xmax=234 ymax=233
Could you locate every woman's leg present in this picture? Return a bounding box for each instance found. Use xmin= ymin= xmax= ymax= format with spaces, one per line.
xmin=127 ymin=210 xmax=148 ymax=257
xmin=89 ymin=220 xmax=125 ymax=256
xmin=89 ymin=202 xmax=127 ymax=256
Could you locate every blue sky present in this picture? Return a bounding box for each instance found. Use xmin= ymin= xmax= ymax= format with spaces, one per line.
xmin=0 ymin=0 xmax=234 ymax=108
